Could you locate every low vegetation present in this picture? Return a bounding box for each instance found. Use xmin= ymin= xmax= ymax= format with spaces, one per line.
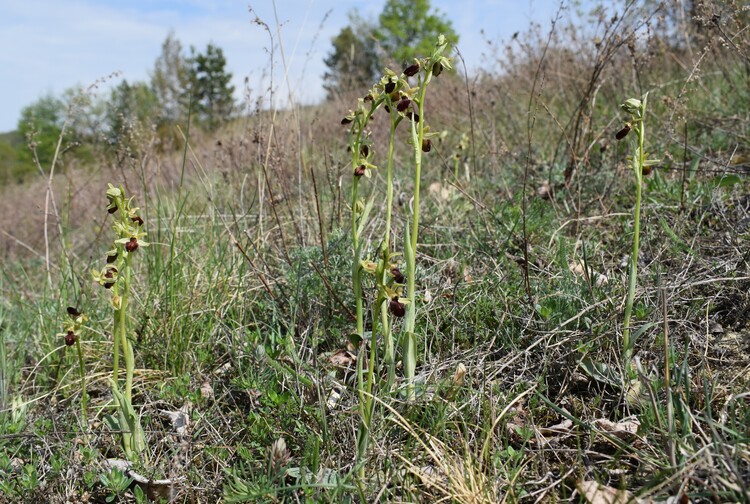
xmin=0 ymin=1 xmax=748 ymax=502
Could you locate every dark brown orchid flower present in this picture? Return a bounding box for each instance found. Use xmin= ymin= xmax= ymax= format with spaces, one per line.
xmin=389 ymin=296 xmax=405 ymax=318
xmin=403 ymin=63 xmax=420 ymax=77
xmin=390 ymin=267 xmax=405 ymax=284
xmin=125 ymin=237 xmax=139 ymax=253
xmin=615 ymin=124 xmax=631 ymax=140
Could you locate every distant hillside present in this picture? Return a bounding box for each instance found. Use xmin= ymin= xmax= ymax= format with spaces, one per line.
xmin=0 ymin=130 xmax=23 ymax=147
xmin=0 ymin=130 xmax=27 ymax=184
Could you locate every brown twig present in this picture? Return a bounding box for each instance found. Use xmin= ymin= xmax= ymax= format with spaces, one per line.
xmin=310 ymin=261 xmax=356 ymax=322
xmin=309 ymin=160 xmax=328 ymax=267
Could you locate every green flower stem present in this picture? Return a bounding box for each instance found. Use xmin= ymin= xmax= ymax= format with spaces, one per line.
xmin=75 ymin=337 xmax=87 ymax=427
xmin=622 ymin=94 xmax=648 ymax=378
xmin=350 ymin=105 xmax=376 ymax=340
xmin=383 ymin=113 xmax=398 ymax=389
xmin=350 ymin=106 xmax=375 ymax=479
xmin=357 ymin=290 xmax=381 ymax=478
xmin=121 ymin=253 xmax=134 ymax=401
xmin=112 ymin=306 xmax=120 ymax=385
xmin=100 ymin=184 xmax=148 ymax=461
xmin=351 ymin=175 xmax=364 ymax=338
xmin=403 ymin=68 xmax=433 ymax=400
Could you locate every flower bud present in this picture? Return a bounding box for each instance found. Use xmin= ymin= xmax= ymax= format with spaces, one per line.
xmin=620 ymin=98 xmax=642 ymax=116
xmin=432 ymin=61 xmax=443 ymax=76
xmin=403 ymin=63 xmax=420 ymax=77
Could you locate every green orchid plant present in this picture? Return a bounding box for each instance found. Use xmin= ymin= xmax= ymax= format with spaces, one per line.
xmin=616 ymin=93 xmax=658 ymax=381
xmin=342 ymin=35 xmax=452 ymax=475
xmin=92 ymin=183 xmax=149 ymax=461
xmin=59 ymin=306 xmax=88 ymax=427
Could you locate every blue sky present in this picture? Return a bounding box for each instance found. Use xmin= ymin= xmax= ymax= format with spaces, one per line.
xmin=0 ymin=0 xmax=575 ymax=133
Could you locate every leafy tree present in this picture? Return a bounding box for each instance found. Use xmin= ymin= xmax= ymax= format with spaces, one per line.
xmin=16 ymin=94 xmax=67 ymax=169
xmin=151 ymin=32 xmax=191 ymax=125
xmin=150 ymin=34 xmax=235 ymax=131
xmin=323 ymin=0 xmax=457 ymax=96
xmin=189 ymin=43 xmax=235 ymax=128
xmin=323 ymin=15 xmax=380 ymax=98
xmin=106 ymin=80 xmax=159 ymax=145
xmin=376 ymin=0 xmax=457 ymax=66
xmin=15 ymin=89 xmax=101 ymax=173
xmin=0 ymin=135 xmax=23 ymax=184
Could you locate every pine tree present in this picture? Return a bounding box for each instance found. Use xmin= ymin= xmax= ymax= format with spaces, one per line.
xmin=189 ymin=43 xmax=235 ymax=128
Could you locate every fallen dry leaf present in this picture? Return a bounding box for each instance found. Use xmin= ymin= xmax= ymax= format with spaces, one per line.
xmin=463 ymin=265 xmax=473 ymax=283
xmin=329 ymin=349 xmax=356 ymax=368
xmin=537 ymin=180 xmax=553 ymax=199
xmin=160 ymin=404 xmax=190 ymax=436
xmin=538 ymin=418 xmax=573 ymax=437
xmin=569 ymin=260 xmax=609 ymax=286
xmin=428 ymin=181 xmax=452 ymax=202
xmin=577 ymin=480 xmax=639 ymax=504
xmin=105 ymin=459 xmax=182 ymax=501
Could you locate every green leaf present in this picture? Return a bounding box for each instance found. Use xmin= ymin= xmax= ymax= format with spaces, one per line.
xmin=711 ymin=174 xmax=741 ymax=188
xmin=580 ymin=357 xmax=622 ymax=387
xmin=630 ymin=322 xmax=657 ymax=349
